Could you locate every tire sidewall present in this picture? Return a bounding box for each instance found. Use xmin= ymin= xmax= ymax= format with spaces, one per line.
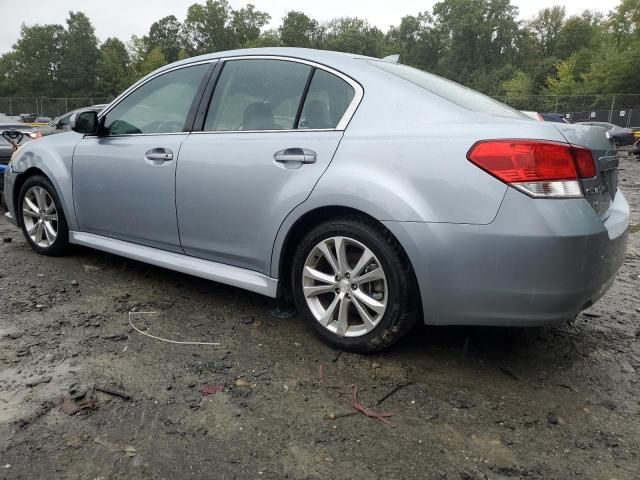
xmin=292 ymin=219 xmax=413 ymax=352
xmin=18 ymin=175 xmax=69 ymax=255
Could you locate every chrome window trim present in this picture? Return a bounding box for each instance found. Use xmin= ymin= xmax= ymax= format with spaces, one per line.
xmin=190 ymin=128 xmax=337 ymax=135
xmin=206 ymin=55 xmax=364 ymax=133
xmin=94 ymin=55 xmax=363 ymax=138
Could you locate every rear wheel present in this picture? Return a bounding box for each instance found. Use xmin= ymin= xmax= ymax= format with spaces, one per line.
xmin=292 ymin=216 xmax=418 ymax=352
xmin=18 ymin=175 xmax=69 ymax=256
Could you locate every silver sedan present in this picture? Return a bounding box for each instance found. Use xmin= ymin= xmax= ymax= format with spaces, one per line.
xmin=2 ymin=48 xmax=630 ymax=352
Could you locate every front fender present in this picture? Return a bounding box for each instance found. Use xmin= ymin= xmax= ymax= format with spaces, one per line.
xmin=10 ymin=132 xmax=82 ymax=230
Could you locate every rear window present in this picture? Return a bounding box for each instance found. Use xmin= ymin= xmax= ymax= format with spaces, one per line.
xmin=368 ymin=60 xmax=525 ymax=119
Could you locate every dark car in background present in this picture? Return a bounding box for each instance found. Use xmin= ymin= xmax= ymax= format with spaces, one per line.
xmin=0 ymin=113 xmax=41 ymax=208
xmin=38 ymin=104 xmax=108 ymax=136
xmin=577 ymin=121 xmax=636 ymax=147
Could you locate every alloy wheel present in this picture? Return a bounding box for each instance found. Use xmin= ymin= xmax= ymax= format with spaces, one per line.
xmin=302 ymin=236 xmax=387 ymax=337
xmin=22 ymin=186 xmax=58 ymax=248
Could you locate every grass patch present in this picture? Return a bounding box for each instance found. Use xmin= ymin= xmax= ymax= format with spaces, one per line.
xmin=630 ymin=224 xmax=640 ymax=234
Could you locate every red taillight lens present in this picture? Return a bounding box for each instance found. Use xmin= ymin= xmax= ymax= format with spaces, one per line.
xmin=572 ymin=146 xmax=597 ymax=178
xmin=467 ymin=140 xmax=595 ymax=183
xmin=467 ymin=140 xmax=597 ymax=198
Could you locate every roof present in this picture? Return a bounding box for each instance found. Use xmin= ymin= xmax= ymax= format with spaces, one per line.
xmin=155 ymin=47 xmax=375 ymax=77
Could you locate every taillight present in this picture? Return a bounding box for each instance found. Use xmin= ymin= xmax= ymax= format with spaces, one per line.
xmin=28 ymin=132 xmax=43 ymax=139
xmin=467 ymin=140 xmax=596 ymax=198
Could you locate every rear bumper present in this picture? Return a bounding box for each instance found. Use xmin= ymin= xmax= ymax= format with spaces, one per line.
xmin=385 ymin=188 xmax=629 ymax=326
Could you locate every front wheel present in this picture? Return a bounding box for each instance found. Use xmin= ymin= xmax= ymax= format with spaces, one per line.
xmin=18 ymin=175 xmax=70 ymax=256
xmin=292 ymin=216 xmax=418 ymax=352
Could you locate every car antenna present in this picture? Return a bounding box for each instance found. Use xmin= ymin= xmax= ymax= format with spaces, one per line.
xmin=381 ymin=54 xmax=400 ymax=64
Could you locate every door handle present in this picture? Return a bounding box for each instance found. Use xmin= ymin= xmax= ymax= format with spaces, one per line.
xmin=145 ymin=148 xmax=174 ymax=162
xmin=274 ymin=148 xmax=316 ymax=164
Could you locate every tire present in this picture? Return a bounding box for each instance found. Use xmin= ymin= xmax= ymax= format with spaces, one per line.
xmin=18 ymin=175 xmax=70 ymax=256
xmin=291 ymin=216 xmax=419 ymax=353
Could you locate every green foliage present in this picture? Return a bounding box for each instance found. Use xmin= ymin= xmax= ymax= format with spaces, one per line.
xmin=148 ymin=16 xmax=184 ymax=63
xmin=95 ymin=38 xmax=131 ymax=97
xmin=279 ymin=11 xmax=318 ymax=48
xmin=323 ymin=18 xmax=386 ymax=57
xmin=58 ymin=12 xmax=99 ymax=96
xmin=139 ymin=47 xmax=168 ymax=77
xmin=1 ymin=23 xmax=66 ymax=96
xmin=0 ymin=0 xmax=639 ymax=101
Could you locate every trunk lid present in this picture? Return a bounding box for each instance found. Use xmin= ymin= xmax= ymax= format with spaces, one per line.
xmin=554 ymin=124 xmax=618 ymax=220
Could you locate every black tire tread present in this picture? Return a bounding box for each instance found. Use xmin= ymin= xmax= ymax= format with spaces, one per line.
xmin=292 ymin=214 xmax=419 ymax=353
xmin=18 ymin=174 xmax=70 ymax=256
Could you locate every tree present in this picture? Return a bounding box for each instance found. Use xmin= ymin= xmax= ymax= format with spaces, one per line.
xmin=230 ymin=4 xmax=270 ymax=47
xmin=528 ymin=6 xmax=566 ymax=57
xmin=95 ymin=38 xmax=131 ymax=96
xmin=430 ymin=0 xmax=520 ymax=84
xmin=148 ymin=15 xmax=184 ymax=63
xmin=139 ymin=47 xmax=168 ymax=77
xmin=501 ymin=70 xmax=535 ymax=97
xmin=323 ymin=17 xmax=385 ymax=57
xmin=279 ymin=11 xmax=319 ymax=48
xmin=2 ymin=23 xmax=66 ymax=96
xmin=386 ymin=13 xmax=441 ymax=71
xmin=182 ymin=0 xmax=233 ymax=54
xmin=58 ymin=12 xmax=99 ymax=96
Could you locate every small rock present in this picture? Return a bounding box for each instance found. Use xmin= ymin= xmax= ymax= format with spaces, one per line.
xmin=621 ymin=361 xmax=636 ymax=374
xmin=371 ymin=362 xmax=381 ymax=369
xmin=234 ymin=378 xmax=250 ymax=387
xmin=70 ymin=280 xmax=79 ymax=286
xmin=448 ymin=394 xmax=474 ymax=409
xmin=103 ymin=334 xmax=128 ymax=342
xmin=547 ymin=413 xmax=559 ymax=426
xmin=241 ymin=316 xmax=254 ymax=325
xmin=83 ymin=265 xmax=101 ymax=272
xmin=35 ymin=304 xmax=44 ymax=310
xmin=2 ymin=237 xmax=12 ymax=243
xmin=26 ymin=376 xmax=52 ymax=388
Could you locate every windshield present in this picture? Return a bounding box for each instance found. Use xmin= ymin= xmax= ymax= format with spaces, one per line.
xmin=368 ymin=60 xmax=526 ymax=119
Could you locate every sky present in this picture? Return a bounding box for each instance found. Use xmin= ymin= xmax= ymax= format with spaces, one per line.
xmin=0 ymin=0 xmax=621 ymax=54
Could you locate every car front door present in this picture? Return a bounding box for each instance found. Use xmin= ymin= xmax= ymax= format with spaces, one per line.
xmin=73 ymin=62 xmax=212 ymax=252
xmin=176 ymin=58 xmax=361 ymax=273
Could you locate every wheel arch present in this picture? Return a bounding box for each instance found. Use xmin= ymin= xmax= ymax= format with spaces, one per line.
xmin=272 ymin=205 xmax=419 ymax=302
xmin=12 ymin=167 xmax=50 ymax=227
xmin=10 ymin=142 xmax=77 ymax=230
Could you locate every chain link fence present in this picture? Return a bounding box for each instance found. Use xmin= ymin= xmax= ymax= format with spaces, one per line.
xmin=0 ymin=97 xmax=113 ymax=120
xmin=501 ymin=94 xmax=640 ymax=127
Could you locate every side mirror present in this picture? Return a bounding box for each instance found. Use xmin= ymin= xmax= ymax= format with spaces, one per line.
xmin=70 ymin=110 xmax=99 ymax=135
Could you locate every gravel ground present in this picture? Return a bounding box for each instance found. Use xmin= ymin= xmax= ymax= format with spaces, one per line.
xmin=0 ymin=155 xmax=639 ymax=480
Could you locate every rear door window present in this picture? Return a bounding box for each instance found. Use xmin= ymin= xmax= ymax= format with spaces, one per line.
xmin=298 ymin=70 xmax=355 ymax=129
xmin=204 ymin=59 xmax=311 ymax=131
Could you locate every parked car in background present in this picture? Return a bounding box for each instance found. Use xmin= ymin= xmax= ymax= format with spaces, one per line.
xmin=521 ymin=111 xmax=570 ymax=123
xmin=18 ymin=113 xmax=38 ymax=123
xmin=2 ymin=48 xmax=630 ymax=352
xmin=0 ymin=113 xmax=42 ymax=208
xmin=577 ymin=121 xmax=636 ymax=147
xmin=38 ymin=104 xmax=108 ymax=136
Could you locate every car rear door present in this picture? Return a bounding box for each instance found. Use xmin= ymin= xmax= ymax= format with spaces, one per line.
xmin=176 ymin=57 xmax=362 ymax=274
xmin=72 ymin=62 xmax=213 ymax=252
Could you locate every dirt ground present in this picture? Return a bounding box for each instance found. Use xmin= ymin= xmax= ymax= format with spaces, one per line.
xmin=0 ymin=156 xmax=639 ymax=480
